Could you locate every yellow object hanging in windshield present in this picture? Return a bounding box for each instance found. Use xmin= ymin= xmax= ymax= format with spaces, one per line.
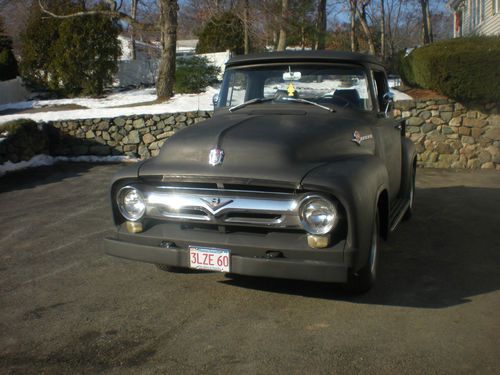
xmin=287 ymin=83 xmax=295 ymax=97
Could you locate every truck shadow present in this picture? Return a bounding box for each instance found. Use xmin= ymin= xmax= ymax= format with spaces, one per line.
xmin=222 ymin=185 xmax=500 ymax=309
xmin=0 ymin=161 xmax=117 ymax=194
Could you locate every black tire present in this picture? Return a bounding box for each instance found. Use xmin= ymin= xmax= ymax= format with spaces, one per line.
xmin=155 ymin=264 xmax=193 ymax=273
xmin=345 ymin=209 xmax=380 ymax=294
xmin=403 ymin=166 xmax=416 ymax=220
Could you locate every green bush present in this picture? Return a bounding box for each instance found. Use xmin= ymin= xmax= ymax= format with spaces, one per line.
xmin=0 ymin=119 xmax=49 ymax=162
xmin=20 ymin=2 xmax=121 ymax=97
xmin=195 ymin=12 xmax=244 ymax=54
xmin=399 ymin=36 xmax=500 ymax=104
xmin=174 ymin=56 xmax=220 ymax=94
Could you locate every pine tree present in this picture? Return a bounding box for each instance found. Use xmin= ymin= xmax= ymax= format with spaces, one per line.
xmin=195 ymin=12 xmax=244 ymax=55
xmin=20 ymin=1 xmax=121 ymax=96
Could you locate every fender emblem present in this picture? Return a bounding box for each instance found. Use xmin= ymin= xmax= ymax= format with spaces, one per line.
xmin=352 ymin=130 xmax=373 ymax=145
xmin=209 ymin=148 xmax=224 ymax=166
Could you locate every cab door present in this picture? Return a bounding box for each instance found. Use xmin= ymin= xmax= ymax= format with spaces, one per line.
xmin=371 ymin=69 xmax=402 ymax=201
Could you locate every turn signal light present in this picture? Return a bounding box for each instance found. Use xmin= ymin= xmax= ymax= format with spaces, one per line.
xmin=307 ymin=234 xmax=330 ymax=249
xmin=126 ymin=221 xmax=143 ymax=233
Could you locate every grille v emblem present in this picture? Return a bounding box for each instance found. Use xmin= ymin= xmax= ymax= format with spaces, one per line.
xmin=200 ymin=197 xmax=233 ymax=212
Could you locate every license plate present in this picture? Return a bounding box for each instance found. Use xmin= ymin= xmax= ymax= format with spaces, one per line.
xmin=189 ymin=246 xmax=230 ymax=272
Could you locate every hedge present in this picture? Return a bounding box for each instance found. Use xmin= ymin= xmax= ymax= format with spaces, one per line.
xmin=0 ymin=119 xmax=49 ymax=162
xmin=175 ymin=56 xmax=220 ymax=94
xmin=399 ymin=36 xmax=500 ymax=105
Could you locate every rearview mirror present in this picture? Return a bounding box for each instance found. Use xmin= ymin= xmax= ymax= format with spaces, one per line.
xmin=283 ymin=71 xmax=301 ymax=81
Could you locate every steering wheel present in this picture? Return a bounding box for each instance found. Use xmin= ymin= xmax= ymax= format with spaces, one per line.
xmin=318 ymin=93 xmax=350 ymax=108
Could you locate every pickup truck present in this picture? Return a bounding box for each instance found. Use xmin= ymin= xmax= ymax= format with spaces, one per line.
xmin=105 ymin=51 xmax=416 ymax=293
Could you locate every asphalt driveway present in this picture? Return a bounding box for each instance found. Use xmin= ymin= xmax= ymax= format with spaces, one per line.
xmin=0 ymin=163 xmax=499 ymax=374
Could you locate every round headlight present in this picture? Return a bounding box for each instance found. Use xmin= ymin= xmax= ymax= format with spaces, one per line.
xmin=117 ymin=186 xmax=146 ymax=221
xmin=299 ymin=195 xmax=338 ymax=235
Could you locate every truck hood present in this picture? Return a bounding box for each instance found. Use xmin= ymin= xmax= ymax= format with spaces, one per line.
xmin=139 ymin=107 xmax=376 ymax=187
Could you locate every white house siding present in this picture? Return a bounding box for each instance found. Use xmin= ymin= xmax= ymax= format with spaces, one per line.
xmin=452 ymin=0 xmax=500 ymax=37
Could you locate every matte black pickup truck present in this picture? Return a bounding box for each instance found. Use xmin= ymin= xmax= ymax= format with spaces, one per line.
xmin=106 ymin=51 xmax=416 ymax=292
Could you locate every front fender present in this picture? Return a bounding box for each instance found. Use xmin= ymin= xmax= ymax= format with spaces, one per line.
xmin=300 ymin=155 xmax=389 ymax=272
xmin=109 ymin=161 xmax=145 ymax=225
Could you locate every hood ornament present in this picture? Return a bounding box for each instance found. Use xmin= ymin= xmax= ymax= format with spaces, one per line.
xmin=351 ymin=130 xmax=373 ymax=145
xmin=209 ymin=148 xmax=224 ymax=166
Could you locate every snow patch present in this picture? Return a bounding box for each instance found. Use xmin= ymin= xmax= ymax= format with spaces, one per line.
xmin=0 ymin=87 xmax=219 ymax=125
xmin=391 ymin=89 xmax=413 ymax=101
xmin=0 ymin=154 xmax=138 ymax=177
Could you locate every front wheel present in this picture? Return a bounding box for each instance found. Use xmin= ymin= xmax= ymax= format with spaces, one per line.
xmin=345 ymin=209 xmax=380 ymax=293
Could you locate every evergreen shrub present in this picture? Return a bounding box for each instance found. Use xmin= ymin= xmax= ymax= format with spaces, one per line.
xmin=175 ymin=56 xmax=220 ymax=94
xmin=195 ymin=12 xmax=244 ymax=54
xmin=399 ymin=36 xmax=500 ymax=104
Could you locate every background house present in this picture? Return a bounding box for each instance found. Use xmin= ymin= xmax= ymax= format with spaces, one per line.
xmin=450 ymin=0 xmax=500 ymax=37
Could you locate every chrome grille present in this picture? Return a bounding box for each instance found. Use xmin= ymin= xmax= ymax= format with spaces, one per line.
xmin=144 ymin=186 xmax=302 ymax=229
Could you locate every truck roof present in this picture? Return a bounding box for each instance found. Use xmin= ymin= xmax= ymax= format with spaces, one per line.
xmin=226 ymin=50 xmax=384 ymax=68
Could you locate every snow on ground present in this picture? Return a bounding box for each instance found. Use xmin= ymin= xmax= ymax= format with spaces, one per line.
xmin=391 ymin=89 xmax=413 ymax=101
xmin=0 ymin=154 xmax=138 ymax=177
xmin=0 ymin=87 xmax=219 ymax=125
xmin=0 ymin=85 xmax=412 ymax=126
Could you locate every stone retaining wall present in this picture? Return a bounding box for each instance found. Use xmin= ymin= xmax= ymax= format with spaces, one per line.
xmin=49 ymin=111 xmax=212 ymax=160
xmin=1 ymin=100 xmax=499 ymax=170
xmin=394 ymin=99 xmax=500 ymax=170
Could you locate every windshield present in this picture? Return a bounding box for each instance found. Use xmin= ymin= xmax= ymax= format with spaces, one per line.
xmin=217 ymin=64 xmax=373 ymax=111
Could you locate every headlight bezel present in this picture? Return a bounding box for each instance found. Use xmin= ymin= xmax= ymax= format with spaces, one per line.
xmin=298 ymin=194 xmax=338 ymax=235
xmin=116 ymin=186 xmax=146 ymax=222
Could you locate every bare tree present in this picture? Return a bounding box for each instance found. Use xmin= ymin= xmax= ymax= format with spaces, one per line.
xmin=349 ymin=0 xmax=357 ymax=52
xmin=315 ymin=0 xmax=327 ymax=50
xmin=156 ymin=0 xmax=177 ymax=99
xmin=37 ymin=0 xmax=178 ymax=100
xmin=380 ymin=0 xmax=385 ymax=60
xmin=243 ymin=0 xmax=249 ymax=53
xmin=277 ymin=0 xmax=288 ymax=51
xmin=419 ymin=0 xmax=432 ymax=44
xmin=131 ymin=0 xmax=138 ymax=60
xmin=355 ymin=0 xmax=375 ymax=54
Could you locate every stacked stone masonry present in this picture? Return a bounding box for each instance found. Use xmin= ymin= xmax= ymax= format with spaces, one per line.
xmin=1 ymin=100 xmax=499 ymax=170
xmin=48 ymin=111 xmax=212 ymax=160
xmin=394 ymin=99 xmax=500 ymax=170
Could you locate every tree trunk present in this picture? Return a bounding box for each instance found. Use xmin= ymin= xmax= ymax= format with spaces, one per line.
xmin=277 ymin=0 xmax=288 ymax=51
xmin=380 ymin=0 xmax=385 ymax=61
xmin=420 ymin=0 xmax=430 ymax=44
xmin=425 ymin=0 xmax=433 ymax=43
xmin=356 ymin=1 xmax=375 ymax=55
xmin=243 ymin=0 xmax=249 ymax=54
xmin=156 ymin=0 xmax=178 ymax=100
xmin=315 ymin=0 xmax=326 ymax=50
xmin=350 ymin=0 xmax=357 ymax=52
xmin=131 ymin=0 xmax=138 ymax=60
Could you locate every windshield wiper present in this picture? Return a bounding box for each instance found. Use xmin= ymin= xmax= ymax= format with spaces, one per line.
xmin=229 ymin=97 xmax=274 ymax=112
xmin=281 ymin=97 xmax=335 ymax=113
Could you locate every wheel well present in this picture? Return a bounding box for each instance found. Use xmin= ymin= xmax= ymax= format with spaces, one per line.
xmin=377 ymin=189 xmax=389 ymax=240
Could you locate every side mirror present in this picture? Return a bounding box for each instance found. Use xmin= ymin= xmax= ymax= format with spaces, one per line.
xmin=383 ymin=91 xmax=395 ymax=116
xmin=212 ymin=93 xmax=219 ymax=108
